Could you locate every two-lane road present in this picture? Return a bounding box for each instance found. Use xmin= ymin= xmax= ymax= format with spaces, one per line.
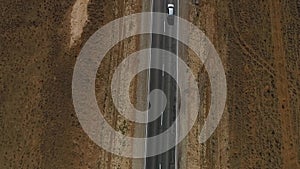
xmin=145 ymin=0 xmax=179 ymax=168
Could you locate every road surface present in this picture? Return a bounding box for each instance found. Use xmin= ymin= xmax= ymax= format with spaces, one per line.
xmin=145 ymin=0 xmax=179 ymax=169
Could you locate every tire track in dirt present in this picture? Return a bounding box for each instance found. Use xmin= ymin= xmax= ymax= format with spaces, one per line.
xmin=229 ymin=2 xmax=299 ymax=94
xmin=228 ymin=4 xmax=275 ymax=77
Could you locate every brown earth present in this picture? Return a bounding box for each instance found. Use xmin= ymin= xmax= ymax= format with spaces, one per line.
xmin=0 ymin=0 xmax=141 ymax=168
xmin=0 ymin=0 xmax=300 ymax=169
xmin=182 ymin=0 xmax=300 ymax=168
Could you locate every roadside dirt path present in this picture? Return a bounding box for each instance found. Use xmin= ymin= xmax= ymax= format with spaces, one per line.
xmin=270 ymin=0 xmax=299 ymax=168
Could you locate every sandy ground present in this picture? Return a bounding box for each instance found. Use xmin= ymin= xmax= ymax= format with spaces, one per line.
xmin=0 ymin=0 xmax=300 ymax=169
xmin=0 ymin=0 xmax=141 ymax=168
xmin=181 ymin=0 xmax=300 ymax=168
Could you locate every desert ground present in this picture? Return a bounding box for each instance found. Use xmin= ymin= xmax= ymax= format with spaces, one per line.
xmin=0 ymin=0 xmax=299 ymax=169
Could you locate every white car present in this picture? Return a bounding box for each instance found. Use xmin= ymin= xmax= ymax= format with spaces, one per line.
xmin=167 ymin=4 xmax=174 ymax=15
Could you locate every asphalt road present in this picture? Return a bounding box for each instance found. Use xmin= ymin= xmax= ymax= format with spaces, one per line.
xmin=145 ymin=0 xmax=179 ymax=168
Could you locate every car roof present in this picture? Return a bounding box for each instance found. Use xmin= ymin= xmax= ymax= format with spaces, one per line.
xmin=168 ymin=8 xmax=174 ymax=15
